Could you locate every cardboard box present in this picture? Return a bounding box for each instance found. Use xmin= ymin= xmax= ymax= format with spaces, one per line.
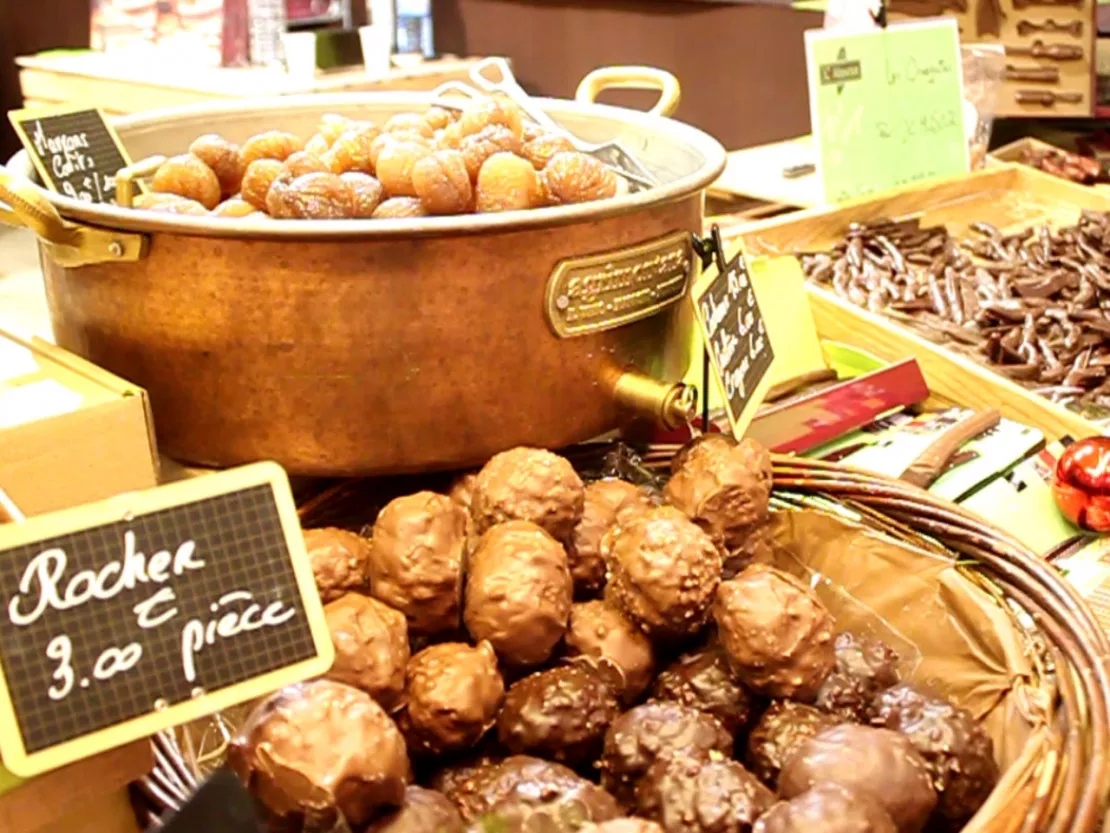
xmin=0 ymin=330 xmax=158 ymax=518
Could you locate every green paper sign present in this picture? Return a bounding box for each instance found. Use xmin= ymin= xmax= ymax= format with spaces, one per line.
xmin=805 ymin=19 xmax=969 ymax=203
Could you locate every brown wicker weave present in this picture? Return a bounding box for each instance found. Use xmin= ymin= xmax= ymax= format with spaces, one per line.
xmin=133 ymin=449 xmax=1110 ymax=833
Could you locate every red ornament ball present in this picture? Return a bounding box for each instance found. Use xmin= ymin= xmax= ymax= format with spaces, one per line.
xmin=1053 ymin=437 xmax=1110 ymax=532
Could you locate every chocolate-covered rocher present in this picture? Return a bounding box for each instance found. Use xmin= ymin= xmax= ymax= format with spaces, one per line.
xmin=397 ymin=640 xmax=504 ymax=755
xmin=635 ymin=753 xmax=774 ymax=833
xmin=778 ymin=725 xmax=937 ymax=833
xmin=470 ymin=447 xmax=586 ymax=542
xmin=228 ymin=680 xmax=411 ymax=829
xmin=465 ymin=520 xmax=573 ymax=665
xmin=713 ymin=565 xmax=835 ymax=700
xmin=815 ymin=632 xmax=900 ymax=721
xmin=497 ymin=661 xmax=622 ymax=766
xmin=449 ymin=472 xmax=479 ymax=512
xmin=303 ymin=527 xmax=372 ymax=602
xmin=870 ymin=685 xmax=999 ymax=823
xmin=744 ymin=701 xmax=838 ymax=788
xmin=753 ymin=783 xmax=897 ymax=833
xmin=367 ymin=786 xmax=465 ymax=833
xmin=369 ymin=491 xmax=467 ymax=636
xmin=565 ymin=600 xmax=656 ymax=704
xmin=570 ymin=479 xmax=655 ymax=594
xmin=602 ymin=506 xmax=722 ymax=641
xmin=649 ymin=646 xmax=756 ymax=736
xmin=599 ymin=702 xmax=733 ymax=808
xmin=669 ymin=433 xmax=736 ymax=475
xmin=323 ymin=592 xmax=409 ymax=712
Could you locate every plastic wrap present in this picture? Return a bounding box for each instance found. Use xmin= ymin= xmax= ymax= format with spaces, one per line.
xmin=961 ymin=43 xmax=1006 ymax=170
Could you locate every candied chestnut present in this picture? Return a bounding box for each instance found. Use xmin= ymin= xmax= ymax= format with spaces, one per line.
xmin=373 ymin=197 xmax=429 ymax=218
xmin=267 ymin=171 xmax=354 ymax=219
xmin=635 ymin=754 xmax=773 ymax=833
xmin=464 ymin=520 xmax=572 ymax=666
xmin=521 ymin=134 xmax=576 ymax=171
xmin=134 ymin=192 xmax=208 ymax=215
xmin=302 ymin=527 xmax=372 ymax=602
xmin=713 ymin=565 xmax=835 ymax=700
xmin=476 ymin=152 xmax=544 ymax=212
xmin=397 ymin=641 xmax=504 ymax=755
xmin=385 ymin=112 xmax=436 ymax=138
xmin=323 ymin=592 xmax=409 ymax=712
xmin=565 ymin=600 xmax=655 ymax=704
xmin=282 ymin=150 xmax=329 ymax=178
xmin=240 ymin=158 xmax=286 ymax=210
xmin=869 ymin=685 xmax=998 ymax=824
xmin=471 ymin=447 xmax=585 ymax=542
xmin=330 ymin=125 xmax=385 ymax=174
xmin=240 ymin=130 xmax=304 ymax=167
xmin=586 ymin=821 xmax=665 ymax=833
xmin=413 ymin=149 xmax=473 ymax=215
xmin=369 ymin=491 xmax=466 ymax=636
xmin=342 ymin=171 xmax=385 ymax=217
xmin=778 ymin=725 xmax=937 ymax=833
xmin=151 ymin=153 xmax=221 ymax=210
xmin=376 ymin=141 xmax=433 ymax=198
xmin=649 ymin=646 xmax=755 ymax=736
xmin=815 ymin=633 xmax=900 ymax=721
xmin=753 ymin=783 xmax=896 ymax=833
xmin=437 ymin=121 xmax=467 ymax=150
xmin=602 ymin=506 xmax=722 ymax=641
xmin=228 ymin=680 xmax=410 ymax=829
xmin=319 ymin=113 xmax=359 ymax=145
xmin=459 ymin=97 xmax=525 ymax=139
xmin=305 ymin=133 xmax=331 ymax=157
xmin=367 ymin=785 xmax=464 ymax=833
xmin=569 ymin=479 xmax=654 ymax=595
xmin=422 ymin=106 xmax=455 ymax=131
xmin=460 ymin=125 xmax=524 ymax=182
xmin=188 ymin=134 xmax=244 ymax=197
xmin=212 ymin=197 xmax=258 ymax=218
xmin=543 ymin=152 xmax=619 ymax=205
xmin=599 ymin=703 xmax=732 ymax=808
xmin=497 ymin=663 xmax=621 ymax=766
xmin=744 ymin=701 xmax=838 ymax=788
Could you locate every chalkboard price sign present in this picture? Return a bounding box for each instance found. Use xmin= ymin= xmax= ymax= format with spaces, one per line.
xmin=0 ymin=463 xmax=333 ymax=777
xmin=8 ymin=107 xmax=134 ymax=204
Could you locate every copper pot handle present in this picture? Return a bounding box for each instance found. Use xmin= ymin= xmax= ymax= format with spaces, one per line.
xmin=575 ymin=67 xmax=682 ymax=118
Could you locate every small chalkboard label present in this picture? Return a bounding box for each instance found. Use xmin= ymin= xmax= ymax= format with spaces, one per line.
xmin=8 ymin=107 xmax=134 ymax=204
xmin=0 ymin=463 xmax=333 ymax=777
xmin=693 ymin=234 xmax=776 ymax=437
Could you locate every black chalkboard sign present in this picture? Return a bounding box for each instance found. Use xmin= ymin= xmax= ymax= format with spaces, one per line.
xmin=8 ymin=107 xmax=133 ymax=204
xmin=0 ymin=463 xmax=333 ymax=777
xmin=694 ymin=238 xmax=776 ymax=435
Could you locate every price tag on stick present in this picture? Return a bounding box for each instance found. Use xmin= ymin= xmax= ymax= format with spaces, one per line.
xmin=0 ymin=462 xmax=333 ymax=777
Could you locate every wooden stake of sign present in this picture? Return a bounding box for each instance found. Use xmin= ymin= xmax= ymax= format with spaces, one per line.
xmin=0 ymin=462 xmax=333 ymax=777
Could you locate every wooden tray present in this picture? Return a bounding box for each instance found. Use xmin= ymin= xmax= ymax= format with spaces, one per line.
xmin=731 ymin=164 xmax=1110 ymax=442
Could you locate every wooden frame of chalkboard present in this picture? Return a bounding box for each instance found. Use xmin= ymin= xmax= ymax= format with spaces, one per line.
xmin=0 ymin=462 xmax=333 ymax=777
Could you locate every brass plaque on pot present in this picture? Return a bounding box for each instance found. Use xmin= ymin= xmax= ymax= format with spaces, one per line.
xmin=545 ymin=231 xmax=697 ymax=338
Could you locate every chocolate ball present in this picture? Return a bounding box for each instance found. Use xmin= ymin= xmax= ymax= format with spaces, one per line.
xmin=586 ymin=820 xmax=665 ymax=833
xmin=815 ymin=633 xmax=900 ymax=721
xmin=471 ymin=447 xmax=585 ymax=542
xmin=369 ymin=491 xmax=467 ymax=636
xmin=669 ymin=434 xmax=737 ymax=475
xmin=303 ymin=527 xmax=372 ymax=602
xmin=870 ymin=685 xmax=998 ymax=824
xmin=599 ymin=703 xmax=732 ymax=808
xmin=398 ymin=641 xmax=504 ymax=755
xmin=324 ymin=592 xmax=409 ymax=712
xmin=449 ymin=472 xmax=479 ymax=512
xmin=744 ymin=701 xmax=838 ymax=788
xmin=430 ymin=754 xmax=504 ymax=807
xmin=566 ymin=600 xmax=656 ymax=704
xmin=649 ymin=646 xmax=756 ymax=736
xmin=602 ymin=507 xmax=722 ymax=641
xmin=635 ymin=754 xmax=773 ymax=833
xmin=465 ymin=520 xmax=573 ymax=665
xmin=713 ymin=565 xmax=835 ymax=700
xmin=570 ymin=479 xmax=655 ymax=595
xmin=778 ymin=725 xmax=937 ymax=833
xmin=229 ymin=680 xmax=410 ymax=828
xmin=753 ymin=783 xmax=896 ymax=833
xmin=367 ymin=786 xmax=465 ymax=833
xmin=497 ymin=663 xmax=622 ymax=766
xmin=722 ymin=518 xmax=775 ymax=580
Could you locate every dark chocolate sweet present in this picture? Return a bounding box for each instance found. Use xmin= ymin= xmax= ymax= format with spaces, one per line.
xmin=465 ymin=520 xmax=573 ymax=665
xmin=635 ymin=754 xmax=773 ymax=833
xmin=470 ymin=447 xmax=585 ymax=542
xmin=565 ymin=600 xmax=656 ymax=704
xmin=229 ymin=680 xmax=411 ymax=829
xmin=431 ymin=755 xmax=504 ymax=812
xmin=753 ymin=783 xmax=896 ymax=833
xmin=369 ymin=491 xmax=467 ymax=636
xmin=744 ymin=701 xmax=838 ymax=788
xmin=602 ymin=506 xmax=722 ymax=641
xmin=599 ymin=702 xmax=733 ymax=808
xmin=815 ymin=632 xmax=900 ymax=721
xmin=713 ymin=565 xmax=835 ymax=700
xmin=323 ymin=592 xmax=409 ymax=712
xmin=778 ymin=724 xmax=937 ymax=833
xmin=870 ymin=684 xmax=999 ymax=824
xmin=497 ymin=663 xmax=622 ymax=766
xmin=398 ymin=641 xmax=504 ymax=756
xmin=569 ymin=479 xmax=655 ymax=595
xmin=367 ymin=786 xmax=465 ymax=833
xmin=649 ymin=646 xmax=756 ymax=736
xmin=303 ymin=527 xmax=372 ymax=602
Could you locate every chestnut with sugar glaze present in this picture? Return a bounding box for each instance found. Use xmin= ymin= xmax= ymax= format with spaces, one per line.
xmin=565 ymin=600 xmax=656 ymax=704
xmin=753 ymin=783 xmax=896 ymax=833
xmin=323 ymin=592 xmax=409 ymax=712
xmin=649 ymin=646 xmax=756 ymax=737
xmin=744 ymin=701 xmax=838 ymax=788
xmin=635 ymin=753 xmax=773 ymax=833
xmin=302 ymin=527 xmax=372 ymax=602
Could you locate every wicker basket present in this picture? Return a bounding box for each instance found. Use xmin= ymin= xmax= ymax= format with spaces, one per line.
xmin=132 ymin=450 xmax=1110 ymax=833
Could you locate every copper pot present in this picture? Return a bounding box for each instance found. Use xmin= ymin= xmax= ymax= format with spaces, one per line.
xmin=2 ymin=68 xmax=725 ymax=476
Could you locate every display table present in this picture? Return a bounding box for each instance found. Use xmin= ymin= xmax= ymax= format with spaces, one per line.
xmin=709 ymin=135 xmax=820 ymax=211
